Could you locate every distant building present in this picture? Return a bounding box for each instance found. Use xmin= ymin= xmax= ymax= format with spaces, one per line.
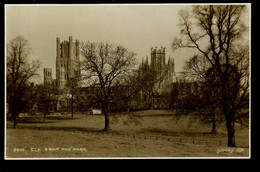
xmin=43 ymin=36 xmax=80 ymax=89
xmin=43 ymin=68 xmax=52 ymax=84
xmin=43 ymin=36 xmax=81 ymax=111
xmin=138 ymin=46 xmax=175 ymax=109
xmin=150 ymin=46 xmax=175 ymax=88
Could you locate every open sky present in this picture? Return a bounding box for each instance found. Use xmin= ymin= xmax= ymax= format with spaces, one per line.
xmin=5 ymin=4 xmax=250 ymax=83
xmin=6 ymin=4 xmax=195 ymax=82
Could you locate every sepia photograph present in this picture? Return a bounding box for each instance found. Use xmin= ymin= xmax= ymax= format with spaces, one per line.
xmin=5 ymin=3 xmax=250 ymax=159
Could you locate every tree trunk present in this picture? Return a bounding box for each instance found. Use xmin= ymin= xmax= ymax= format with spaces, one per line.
xmin=103 ymin=111 xmax=110 ymax=131
xmin=13 ymin=114 xmax=18 ymax=128
xmin=221 ymin=82 xmax=236 ymax=147
xmin=102 ymin=103 xmax=110 ymax=131
xmin=149 ymin=95 xmax=153 ymax=110
xmin=226 ymin=117 xmax=236 ymax=147
xmin=71 ymin=95 xmax=74 ymax=119
xmin=126 ymin=98 xmax=130 ymax=114
xmin=210 ymin=111 xmax=217 ymax=134
xmin=43 ymin=113 xmax=46 ymax=123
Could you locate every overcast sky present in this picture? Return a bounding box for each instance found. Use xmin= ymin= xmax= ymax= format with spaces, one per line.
xmin=5 ymin=4 xmax=249 ymax=83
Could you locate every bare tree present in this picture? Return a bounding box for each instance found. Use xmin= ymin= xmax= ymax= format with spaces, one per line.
xmin=6 ymin=36 xmax=41 ymax=128
xmin=110 ymin=70 xmax=143 ymax=112
xmin=137 ymin=66 xmax=168 ymax=109
xmin=65 ymin=71 xmax=82 ymax=119
xmin=35 ymin=82 xmax=59 ymax=122
xmin=171 ymin=69 xmax=223 ymax=134
xmin=172 ymin=5 xmax=249 ymax=147
xmin=80 ymin=41 xmax=137 ymax=131
xmin=106 ymin=71 xmax=145 ymax=126
xmin=184 ymin=55 xmax=222 ymax=134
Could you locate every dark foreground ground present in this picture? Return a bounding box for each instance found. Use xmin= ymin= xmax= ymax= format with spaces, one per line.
xmin=5 ymin=110 xmax=250 ymax=158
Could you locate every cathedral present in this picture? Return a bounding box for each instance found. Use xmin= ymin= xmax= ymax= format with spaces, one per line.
xmin=43 ymin=36 xmax=81 ymax=111
xmin=43 ymin=36 xmax=80 ymax=89
xmin=139 ymin=46 xmax=175 ymax=109
xmin=43 ymin=40 xmax=175 ymax=110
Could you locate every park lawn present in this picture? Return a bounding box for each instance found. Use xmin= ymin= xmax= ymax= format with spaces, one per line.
xmin=5 ymin=110 xmax=250 ymax=158
xmin=6 ymin=129 xmax=249 ymax=158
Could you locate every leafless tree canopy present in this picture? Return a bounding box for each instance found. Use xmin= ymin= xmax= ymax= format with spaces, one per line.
xmin=80 ymin=42 xmax=136 ymax=86
xmin=80 ymin=41 xmax=137 ymax=130
xmin=6 ymin=36 xmax=41 ymax=128
xmin=137 ymin=66 xmax=169 ymax=109
xmin=172 ymin=5 xmax=249 ymax=147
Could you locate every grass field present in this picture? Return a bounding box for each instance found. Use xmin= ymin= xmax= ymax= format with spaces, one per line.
xmin=5 ymin=110 xmax=250 ymax=158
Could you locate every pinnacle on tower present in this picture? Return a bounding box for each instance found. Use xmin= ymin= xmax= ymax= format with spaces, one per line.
xmin=69 ymin=36 xmax=73 ymax=59
xmin=56 ymin=37 xmax=61 ymax=58
xmin=145 ymin=55 xmax=148 ymax=65
xmin=69 ymin=36 xmax=73 ymax=42
xmin=141 ymin=57 xmax=144 ymax=69
xmin=171 ymin=57 xmax=174 ymax=65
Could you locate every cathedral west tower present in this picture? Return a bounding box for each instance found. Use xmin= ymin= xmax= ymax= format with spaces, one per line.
xmin=56 ymin=36 xmax=80 ymax=88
